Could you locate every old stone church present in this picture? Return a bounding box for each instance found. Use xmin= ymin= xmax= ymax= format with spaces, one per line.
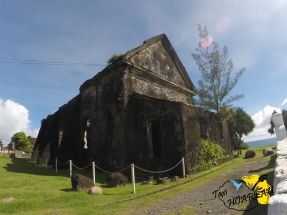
xmin=32 ymin=34 xmax=231 ymax=174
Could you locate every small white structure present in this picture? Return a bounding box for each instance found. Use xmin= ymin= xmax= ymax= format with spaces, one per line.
xmin=268 ymin=113 xmax=287 ymax=215
xmin=272 ymin=113 xmax=286 ymax=141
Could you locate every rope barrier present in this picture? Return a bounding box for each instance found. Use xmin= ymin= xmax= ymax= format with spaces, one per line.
xmin=94 ymin=163 xmax=131 ymax=174
xmin=72 ymin=162 xmax=92 ymax=169
xmin=40 ymin=158 xmax=183 ymax=175
xmin=57 ymin=160 xmax=70 ymax=165
xmin=38 ymin=156 xmax=185 ymax=194
xmin=134 ymin=159 xmax=182 ymax=174
xmin=47 ymin=159 xmax=131 ymax=173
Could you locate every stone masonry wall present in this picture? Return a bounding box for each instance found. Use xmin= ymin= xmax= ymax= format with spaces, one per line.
xmin=79 ymin=66 xmax=126 ymax=170
xmin=32 ymin=114 xmax=55 ymax=163
xmin=268 ymin=113 xmax=287 ymax=215
xmin=124 ymin=94 xmax=185 ymax=171
xmin=181 ymin=104 xmax=231 ymax=174
xmin=56 ymin=95 xmax=82 ymax=165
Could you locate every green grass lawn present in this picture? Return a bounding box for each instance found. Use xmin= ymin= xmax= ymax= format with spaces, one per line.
xmin=0 ymin=144 xmax=276 ymax=215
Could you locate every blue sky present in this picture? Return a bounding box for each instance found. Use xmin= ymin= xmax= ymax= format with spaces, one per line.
xmin=0 ymin=0 xmax=287 ymax=145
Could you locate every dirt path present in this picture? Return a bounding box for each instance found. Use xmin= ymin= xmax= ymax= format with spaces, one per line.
xmin=131 ymin=157 xmax=273 ymax=215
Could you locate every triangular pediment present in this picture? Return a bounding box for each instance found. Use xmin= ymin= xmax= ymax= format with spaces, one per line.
xmin=123 ymin=34 xmax=196 ymax=92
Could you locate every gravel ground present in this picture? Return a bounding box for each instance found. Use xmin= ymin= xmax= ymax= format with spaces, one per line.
xmin=130 ymin=158 xmax=272 ymax=215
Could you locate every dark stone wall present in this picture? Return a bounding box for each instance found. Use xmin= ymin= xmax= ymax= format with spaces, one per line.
xmin=181 ymin=104 xmax=231 ymax=174
xmin=123 ymin=67 xmax=193 ymax=108
xmin=127 ymin=35 xmax=194 ymax=89
xmin=124 ymin=94 xmax=185 ymax=170
xmin=39 ymin=115 xmax=54 ymax=158
xmin=32 ymin=66 xmax=126 ymax=169
xmin=32 ymin=114 xmax=54 ymax=163
xmin=79 ymin=66 xmax=126 ymax=170
xmin=48 ymin=112 xmax=60 ymax=161
xmin=129 ymin=40 xmax=185 ymax=86
xmin=33 ymin=95 xmax=82 ymax=165
xmin=56 ymin=95 xmax=82 ymax=165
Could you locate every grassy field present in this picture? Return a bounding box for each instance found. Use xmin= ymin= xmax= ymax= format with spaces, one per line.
xmin=0 ymin=145 xmax=276 ymax=215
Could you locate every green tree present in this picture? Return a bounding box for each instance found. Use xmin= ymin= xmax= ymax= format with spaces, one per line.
xmin=219 ymin=106 xmax=255 ymax=154
xmin=192 ymin=25 xmax=245 ymax=113
xmin=27 ymin=136 xmax=36 ymax=153
xmin=7 ymin=142 xmax=13 ymax=150
xmin=233 ymin=107 xmax=255 ymax=139
xmin=106 ymin=53 xmax=123 ymax=66
xmin=10 ymin=132 xmax=30 ymax=153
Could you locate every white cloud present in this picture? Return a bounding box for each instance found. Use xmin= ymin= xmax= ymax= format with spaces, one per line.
xmin=0 ymin=98 xmax=39 ymax=146
xmin=243 ymin=105 xmax=281 ymax=142
xmin=282 ymin=99 xmax=287 ymax=106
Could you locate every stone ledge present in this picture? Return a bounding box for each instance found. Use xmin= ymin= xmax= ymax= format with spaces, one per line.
xmin=268 ymin=194 xmax=287 ymax=215
xmin=268 ymin=113 xmax=287 ymax=215
xmin=274 ymin=166 xmax=287 ymax=189
xmin=276 ymin=180 xmax=287 ymax=194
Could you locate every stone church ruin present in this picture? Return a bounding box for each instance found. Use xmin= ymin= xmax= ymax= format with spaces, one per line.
xmin=32 ymin=34 xmax=231 ymax=175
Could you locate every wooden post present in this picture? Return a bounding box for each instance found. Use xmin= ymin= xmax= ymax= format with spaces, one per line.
xmin=131 ymin=164 xmax=136 ymax=194
xmin=182 ymin=157 xmax=185 ymax=178
xmin=69 ymin=160 xmax=72 ymax=178
xmin=46 ymin=157 xmax=48 ymax=169
xmin=55 ymin=158 xmax=58 ymax=173
xmin=92 ymin=162 xmax=95 ymax=185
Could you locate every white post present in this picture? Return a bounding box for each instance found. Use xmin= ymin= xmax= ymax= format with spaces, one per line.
xmin=69 ymin=160 xmax=72 ymax=178
xmin=46 ymin=157 xmax=48 ymax=169
xmin=131 ymin=164 xmax=136 ymax=194
xmin=92 ymin=162 xmax=95 ymax=185
xmin=182 ymin=157 xmax=186 ymax=178
xmin=55 ymin=158 xmax=58 ymax=173
xmin=271 ymin=113 xmax=287 ymax=141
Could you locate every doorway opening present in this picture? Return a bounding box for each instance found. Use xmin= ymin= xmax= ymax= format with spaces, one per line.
xmin=147 ymin=120 xmax=162 ymax=158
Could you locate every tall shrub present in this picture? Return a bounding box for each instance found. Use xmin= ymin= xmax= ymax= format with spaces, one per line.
xmin=194 ymin=139 xmax=227 ymax=172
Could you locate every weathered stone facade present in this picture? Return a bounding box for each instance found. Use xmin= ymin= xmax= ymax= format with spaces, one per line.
xmin=32 ymin=34 xmax=231 ymax=174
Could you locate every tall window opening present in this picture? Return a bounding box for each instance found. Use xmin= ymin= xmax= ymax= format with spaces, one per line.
xmin=147 ymin=120 xmax=162 ymax=158
xmin=105 ymin=111 xmax=114 ymax=147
